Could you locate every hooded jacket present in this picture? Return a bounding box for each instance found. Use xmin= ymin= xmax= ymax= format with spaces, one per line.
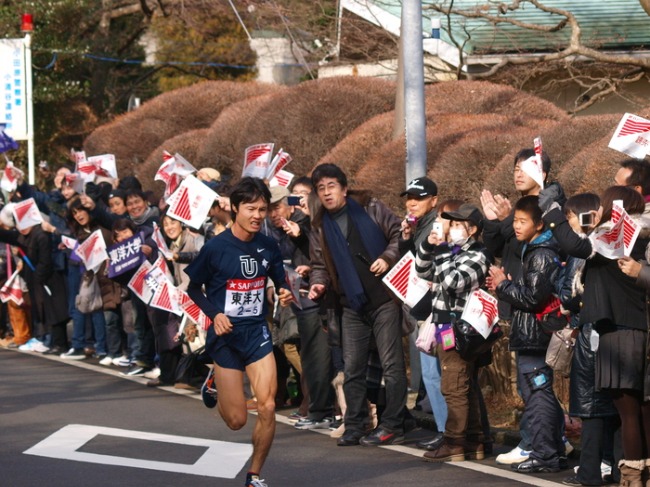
xmin=496 ymin=229 xmax=562 ymax=352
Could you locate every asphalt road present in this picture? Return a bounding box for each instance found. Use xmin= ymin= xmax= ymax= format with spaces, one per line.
xmin=0 ymin=349 xmax=573 ymax=487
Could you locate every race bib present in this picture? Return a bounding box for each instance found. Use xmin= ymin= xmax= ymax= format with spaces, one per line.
xmin=225 ymin=277 xmax=265 ymax=318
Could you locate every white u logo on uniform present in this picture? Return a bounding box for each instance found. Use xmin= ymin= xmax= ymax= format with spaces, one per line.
xmin=240 ymin=256 xmax=258 ymax=278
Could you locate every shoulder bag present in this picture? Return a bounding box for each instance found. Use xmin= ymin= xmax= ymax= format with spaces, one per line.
xmin=75 ymin=271 xmax=103 ymax=314
xmin=545 ymin=326 xmax=578 ymax=377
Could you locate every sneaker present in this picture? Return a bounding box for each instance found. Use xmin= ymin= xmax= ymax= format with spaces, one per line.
xmin=120 ymin=365 xmax=151 ymax=376
xmin=98 ymin=355 xmax=114 ymax=366
xmin=294 ymin=417 xmax=333 ymax=430
xmin=574 ymin=462 xmax=613 ymax=479
xmin=287 ymin=411 xmax=307 ymax=423
xmin=563 ymin=436 xmax=574 ymax=456
xmin=201 ymin=368 xmax=218 ymax=408
xmin=19 ymin=338 xmax=44 ymax=351
xmin=60 ymin=348 xmax=87 ymax=360
xmin=246 ymin=476 xmax=268 ymax=487
xmin=496 ymin=447 xmax=531 ymax=465
xmin=143 ymin=367 xmax=161 ymax=379
xmin=561 ymin=476 xmax=583 ymax=486
xmin=359 ymin=426 xmax=405 ymax=446
xmin=32 ymin=341 xmax=50 ymax=353
xmin=113 ymin=355 xmax=133 ymax=367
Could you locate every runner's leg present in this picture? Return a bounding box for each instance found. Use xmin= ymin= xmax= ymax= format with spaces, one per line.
xmin=246 ymin=351 xmax=277 ymax=474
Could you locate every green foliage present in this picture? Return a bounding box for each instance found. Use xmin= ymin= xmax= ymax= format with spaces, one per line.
xmin=150 ymin=3 xmax=256 ymax=91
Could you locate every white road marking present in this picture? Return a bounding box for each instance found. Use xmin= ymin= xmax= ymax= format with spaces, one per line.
xmin=23 ymin=424 xmax=252 ymax=478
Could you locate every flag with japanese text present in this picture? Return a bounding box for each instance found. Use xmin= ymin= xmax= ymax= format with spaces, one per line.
xmin=520 ymin=137 xmax=545 ymax=190
xmin=459 ymin=289 xmax=499 ymax=339
xmin=87 ymin=154 xmax=117 ymax=179
xmin=166 ymin=174 xmax=218 ymax=229
xmin=178 ymin=290 xmax=213 ymax=330
xmin=64 ymin=172 xmax=86 ymax=195
xmin=269 ymin=169 xmax=295 ymax=188
xmin=608 ymin=113 xmax=650 ymax=159
xmin=0 ymin=125 xmax=19 ymax=154
xmin=589 ymin=200 xmax=641 ymax=259
xmin=242 ymin=143 xmax=274 ymax=179
xmin=150 ymin=279 xmax=182 ymax=316
xmin=0 ymin=269 xmax=24 ymax=306
xmin=284 ymin=265 xmax=303 ymax=310
xmin=128 ymin=261 xmax=154 ymax=304
xmin=267 ymin=149 xmax=292 ymax=179
xmin=382 ymin=251 xmax=430 ymax=308
xmin=151 ymin=254 xmax=174 ymax=283
xmin=155 ymin=151 xmax=197 ymax=199
xmin=1 ymin=160 xmax=22 ymax=192
xmin=151 ymin=222 xmax=173 ymax=260
xmin=107 ymin=232 xmax=145 ymax=278
xmin=12 ymin=198 xmax=42 ymax=231
xmin=74 ymin=229 xmax=108 ymax=273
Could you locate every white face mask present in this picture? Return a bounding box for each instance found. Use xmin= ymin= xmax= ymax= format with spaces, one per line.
xmin=448 ymin=226 xmax=469 ymax=246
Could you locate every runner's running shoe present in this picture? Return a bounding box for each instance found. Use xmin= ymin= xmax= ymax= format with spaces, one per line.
xmin=201 ymin=368 xmax=217 ymax=408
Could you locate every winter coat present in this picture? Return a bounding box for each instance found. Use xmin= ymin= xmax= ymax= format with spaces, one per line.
xmin=496 ymin=230 xmax=562 ymax=352
xmin=544 ymin=207 xmax=649 ymax=331
xmin=483 ymin=181 xmax=566 ymax=320
xmin=169 ymin=229 xmax=204 ymax=292
xmin=0 ymin=226 xmax=68 ymax=325
xmin=633 ymin=261 xmax=650 ymax=402
xmin=310 ymin=190 xmax=401 ymax=296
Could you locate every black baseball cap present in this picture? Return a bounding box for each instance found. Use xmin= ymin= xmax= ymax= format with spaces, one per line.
xmin=400 ymin=177 xmax=438 ymax=197
xmin=441 ymin=203 xmax=484 ymax=229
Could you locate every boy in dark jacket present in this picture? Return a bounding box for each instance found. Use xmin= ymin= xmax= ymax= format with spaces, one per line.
xmin=487 ymin=195 xmax=565 ymax=474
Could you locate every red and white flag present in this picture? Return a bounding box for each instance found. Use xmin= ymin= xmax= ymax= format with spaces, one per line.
xmin=64 ymin=172 xmax=86 ymax=195
xmin=0 ymin=269 xmax=24 ymax=306
xmin=151 ymin=222 xmax=174 ymax=260
xmin=590 ymin=200 xmax=641 ymax=258
xmin=128 ymin=261 xmax=154 ymax=304
xmin=269 ymin=169 xmax=295 ymax=188
xmin=1 ymin=161 xmax=22 ymax=193
xmin=242 ymin=143 xmax=274 ymax=179
xmin=74 ymin=229 xmax=108 ymax=272
xmin=178 ymin=290 xmax=213 ymax=330
xmin=87 ymin=154 xmax=117 ymax=179
xmin=608 ymin=113 xmax=650 ymax=159
xmin=61 ymin=235 xmax=78 ymax=250
xmin=520 ymin=136 xmax=545 ymax=190
xmin=382 ymin=251 xmax=430 ymax=308
xmin=166 ymin=174 xmax=218 ymax=229
xmin=71 ymin=149 xmax=87 ymax=166
xmin=267 ymin=149 xmax=292 ymax=179
xmin=150 ymin=279 xmax=182 ymax=316
xmin=155 ymin=151 xmax=197 ymax=199
xmin=151 ymin=254 xmax=174 ymax=283
xmin=12 ymin=198 xmax=42 ymax=231
xmin=460 ymin=289 xmax=499 ymax=339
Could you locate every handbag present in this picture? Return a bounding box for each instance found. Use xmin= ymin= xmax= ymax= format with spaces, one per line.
xmin=75 ymin=271 xmax=103 ymax=314
xmin=175 ymin=344 xmax=209 ymax=387
xmin=453 ymin=319 xmax=503 ymax=361
xmin=415 ymin=314 xmax=437 ymax=355
xmin=545 ymin=326 xmax=578 ymax=377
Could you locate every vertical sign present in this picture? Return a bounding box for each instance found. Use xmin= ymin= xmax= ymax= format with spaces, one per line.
xmin=0 ymin=39 xmax=27 ymax=140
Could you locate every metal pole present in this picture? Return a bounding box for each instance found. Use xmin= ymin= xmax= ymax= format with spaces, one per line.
xmin=24 ymin=33 xmax=35 ymax=184
xmin=402 ymin=0 xmax=427 ymax=184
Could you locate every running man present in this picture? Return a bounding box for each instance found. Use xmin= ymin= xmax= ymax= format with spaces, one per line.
xmin=185 ymin=177 xmax=293 ymax=487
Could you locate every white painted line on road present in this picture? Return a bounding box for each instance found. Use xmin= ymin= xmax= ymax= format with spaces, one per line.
xmin=23 ymin=424 xmax=252 ymax=478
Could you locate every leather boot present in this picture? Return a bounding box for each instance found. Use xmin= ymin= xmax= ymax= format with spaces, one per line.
xmin=330 ymin=372 xmax=346 ymax=439
xmin=619 ymin=459 xmax=644 ymax=487
xmin=423 ymin=437 xmax=465 ymax=463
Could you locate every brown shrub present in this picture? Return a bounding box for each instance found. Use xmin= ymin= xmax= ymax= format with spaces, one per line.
xmin=83 ymin=81 xmax=282 ymax=176
xmin=351 ymin=113 xmax=549 ymax=212
xmin=217 ymin=77 xmax=396 ymax=178
xmin=194 ymin=93 xmax=280 ymax=179
xmin=482 ymin=115 xmax=620 ymax=200
xmin=425 ymin=80 xmax=568 ymax=121
xmin=135 ymin=128 xmax=210 ymax=198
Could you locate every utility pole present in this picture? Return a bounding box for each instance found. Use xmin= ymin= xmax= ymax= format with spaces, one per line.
xmin=401 ymin=0 xmax=427 ymax=184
